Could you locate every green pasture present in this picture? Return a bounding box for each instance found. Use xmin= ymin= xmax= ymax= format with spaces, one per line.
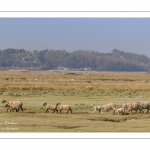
xmin=0 ymin=71 xmax=150 ymax=132
xmin=1 ymin=94 xmax=150 ymax=132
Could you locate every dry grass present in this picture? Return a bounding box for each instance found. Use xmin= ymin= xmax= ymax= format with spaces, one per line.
xmin=1 ymin=71 xmax=150 ymax=132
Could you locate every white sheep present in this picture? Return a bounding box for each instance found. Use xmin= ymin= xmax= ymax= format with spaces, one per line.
xmin=5 ymin=104 xmax=15 ymax=112
xmin=86 ymin=86 xmax=93 ymax=90
xmin=125 ymin=102 xmax=144 ymax=114
xmin=101 ymin=103 xmax=116 ymax=114
xmin=56 ymin=103 xmax=72 ymax=114
xmin=43 ymin=103 xmax=58 ymax=113
xmin=114 ymin=103 xmax=127 ymax=115
xmin=5 ymin=104 xmax=20 ymax=112
xmin=91 ymin=104 xmax=103 ymax=113
xmin=2 ymin=99 xmax=23 ymax=112
xmin=138 ymin=101 xmax=150 ymax=113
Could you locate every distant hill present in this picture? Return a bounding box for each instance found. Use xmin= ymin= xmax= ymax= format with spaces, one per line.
xmin=0 ymin=48 xmax=150 ymax=71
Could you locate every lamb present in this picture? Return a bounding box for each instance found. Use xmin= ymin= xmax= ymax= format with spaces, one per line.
xmin=114 ymin=103 xmax=127 ymax=115
xmin=2 ymin=100 xmax=23 ymax=112
xmin=138 ymin=101 xmax=150 ymax=113
xmin=91 ymin=104 xmax=103 ymax=113
xmin=125 ymin=102 xmax=144 ymax=114
xmin=101 ymin=103 xmax=116 ymax=114
xmin=43 ymin=103 xmax=58 ymax=113
xmin=56 ymin=103 xmax=72 ymax=114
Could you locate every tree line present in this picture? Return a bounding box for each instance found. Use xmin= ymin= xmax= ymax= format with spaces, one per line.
xmin=0 ymin=48 xmax=149 ymax=71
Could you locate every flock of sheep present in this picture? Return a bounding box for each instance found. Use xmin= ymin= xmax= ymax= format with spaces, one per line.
xmin=1 ymin=100 xmax=72 ymax=114
xmin=91 ymin=101 xmax=150 ymax=115
xmin=1 ymin=99 xmax=150 ymax=115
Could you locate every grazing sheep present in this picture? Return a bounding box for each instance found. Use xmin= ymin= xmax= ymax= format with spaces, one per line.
xmin=2 ymin=99 xmax=23 ymax=112
xmin=56 ymin=103 xmax=72 ymax=114
xmin=114 ymin=103 xmax=127 ymax=115
xmin=91 ymin=104 xmax=103 ymax=113
xmin=125 ymin=102 xmax=144 ymax=114
xmin=101 ymin=103 xmax=116 ymax=114
xmin=70 ymin=79 xmax=75 ymax=82
xmin=86 ymin=86 xmax=93 ymax=90
xmin=43 ymin=103 xmax=58 ymax=113
xmin=138 ymin=101 xmax=150 ymax=113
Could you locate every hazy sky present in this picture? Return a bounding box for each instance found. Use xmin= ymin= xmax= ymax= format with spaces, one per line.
xmin=0 ymin=18 xmax=150 ymax=56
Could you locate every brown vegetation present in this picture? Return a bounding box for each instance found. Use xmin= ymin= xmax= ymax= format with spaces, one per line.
xmin=0 ymin=71 xmax=150 ymax=132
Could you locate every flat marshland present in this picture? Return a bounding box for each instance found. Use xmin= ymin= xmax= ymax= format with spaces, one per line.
xmin=1 ymin=71 xmax=150 ymax=132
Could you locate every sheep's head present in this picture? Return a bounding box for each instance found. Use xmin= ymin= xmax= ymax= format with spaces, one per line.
xmin=43 ymin=103 xmax=47 ymax=106
xmin=5 ymin=104 xmax=10 ymax=108
xmin=122 ymin=103 xmax=127 ymax=108
xmin=2 ymin=100 xmax=7 ymax=103
xmin=56 ymin=103 xmax=60 ymax=107
xmin=91 ymin=104 xmax=95 ymax=107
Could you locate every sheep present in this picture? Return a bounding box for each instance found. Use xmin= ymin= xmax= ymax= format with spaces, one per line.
xmin=138 ymin=101 xmax=150 ymax=113
xmin=2 ymin=99 xmax=23 ymax=112
xmin=86 ymin=86 xmax=93 ymax=90
xmin=125 ymin=102 xmax=144 ymax=114
xmin=91 ymin=104 xmax=103 ymax=113
xmin=114 ymin=103 xmax=127 ymax=115
xmin=43 ymin=103 xmax=58 ymax=113
xmin=5 ymin=104 xmax=19 ymax=112
xmin=56 ymin=103 xmax=72 ymax=114
xmin=5 ymin=104 xmax=15 ymax=112
xmin=101 ymin=103 xmax=116 ymax=114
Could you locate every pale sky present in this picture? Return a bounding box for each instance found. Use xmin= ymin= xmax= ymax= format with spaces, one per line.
xmin=0 ymin=18 xmax=150 ymax=57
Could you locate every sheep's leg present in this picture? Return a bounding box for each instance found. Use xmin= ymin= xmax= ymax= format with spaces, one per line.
xmin=140 ymin=110 xmax=144 ymax=114
xmin=113 ymin=110 xmax=115 ymax=115
xmin=101 ymin=108 xmax=104 ymax=114
xmin=59 ymin=110 xmax=62 ymax=114
xmin=20 ymin=107 xmax=23 ymax=112
xmin=69 ymin=108 xmax=72 ymax=114
xmin=6 ymin=108 xmax=9 ymax=112
xmin=16 ymin=109 xmax=20 ymax=112
xmin=56 ymin=109 xmax=58 ymax=113
xmin=46 ymin=109 xmax=49 ymax=113
xmin=53 ymin=109 xmax=55 ymax=113
xmin=98 ymin=110 xmax=100 ymax=113
xmin=66 ymin=109 xmax=69 ymax=114
xmin=147 ymin=109 xmax=149 ymax=113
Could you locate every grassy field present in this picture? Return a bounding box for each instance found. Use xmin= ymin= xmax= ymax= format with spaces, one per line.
xmin=1 ymin=71 xmax=150 ymax=132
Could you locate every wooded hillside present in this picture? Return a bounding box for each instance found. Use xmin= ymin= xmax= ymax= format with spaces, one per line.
xmin=0 ymin=48 xmax=149 ymax=71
